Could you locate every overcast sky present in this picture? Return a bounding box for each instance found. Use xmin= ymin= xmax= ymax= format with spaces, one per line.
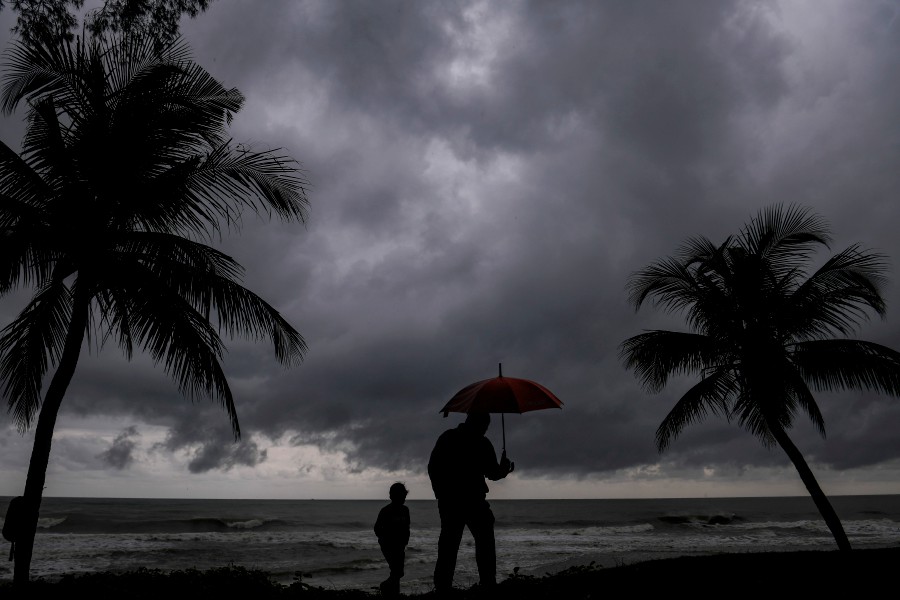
xmin=2 ymin=0 xmax=900 ymax=500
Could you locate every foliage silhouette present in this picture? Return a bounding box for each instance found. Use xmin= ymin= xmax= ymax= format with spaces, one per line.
xmin=0 ymin=0 xmax=214 ymax=48
xmin=620 ymin=204 xmax=900 ymax=552
xmin=0 ymin=32 xmax=308 ymax=583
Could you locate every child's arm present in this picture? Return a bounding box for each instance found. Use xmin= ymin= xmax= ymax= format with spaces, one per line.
xmin=374 ymin=506 xmax=387 ymax=539
xmin=402 ymin=506 xmax=411 ymax=546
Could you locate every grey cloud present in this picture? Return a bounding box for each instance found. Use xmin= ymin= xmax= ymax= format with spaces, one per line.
xmin=97 ymin=426 xmax=140 ymax=470
xmin=156 ymin=418 xmax=268 ymax=473
xmin=185 ymin=439 xmax=268 ymax=474
xmin=3 ymin=1 xmax=900 ymax=493
xmin=204 ymin=0 xmax=900 ymax=481
xmin=815 ymin=394 xmax=900 ymax=470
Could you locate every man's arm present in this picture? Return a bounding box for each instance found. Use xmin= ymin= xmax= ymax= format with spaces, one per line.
xmin=481 ymin=438 xmax=513 ymax=481
xmin=428 ymin=431 xmax=451 ymax=498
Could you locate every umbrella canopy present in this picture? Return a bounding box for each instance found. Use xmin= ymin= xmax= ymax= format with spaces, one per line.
xmin=439 ymin=364 xmax=563 ymax=451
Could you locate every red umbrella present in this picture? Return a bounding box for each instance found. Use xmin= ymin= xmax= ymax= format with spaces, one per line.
xmin=439 ymin=363 xmax=563 ymax=452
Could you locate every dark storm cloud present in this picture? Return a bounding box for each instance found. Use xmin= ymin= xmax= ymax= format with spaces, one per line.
xmin=183 ymin=439 xmax=268 ymax=474
xmin=4 ymin=0 xmax=900 ymax=491
xmin=191 ymin=0 xmax=800 ymax=474
xmin=98 ymin=426 xmax=140 ymax=470
xmin=157 ymin=418 xmax=268 ymax=473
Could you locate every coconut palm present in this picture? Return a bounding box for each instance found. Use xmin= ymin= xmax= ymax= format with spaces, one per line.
xmin=0 ymin=34 xmax=308 ymax=582
xmin=620 ymin=204 xmax=900 ymax=552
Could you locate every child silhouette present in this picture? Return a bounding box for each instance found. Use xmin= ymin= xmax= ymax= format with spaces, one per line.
xmin=374 ymin=482 xmax=410 ymax=598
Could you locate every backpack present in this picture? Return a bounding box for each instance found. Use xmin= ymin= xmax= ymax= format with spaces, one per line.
xmin=3 ymin=496 xmax=27 ymax=561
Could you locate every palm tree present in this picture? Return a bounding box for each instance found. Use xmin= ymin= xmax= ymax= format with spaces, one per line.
xmin=0 ymin=34 xmax=308 ymax=583
xmin=619 ymin=204 xmax=900 ymax=552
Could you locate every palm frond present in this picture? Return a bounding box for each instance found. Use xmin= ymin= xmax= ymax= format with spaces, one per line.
xmin=788 ymin=245 xmax=889 ymax=339
xmin=791 ymin=339 xmax=900 ymax=395
xmin=0 ymin=226 xmax=60 ymax=294
xmin=0 ymin=138 xmax=54 ymax=220
xmin=655 ymin=368 xmax=737 ymax=451
xmin=626 ymin=258 xmax=699 ymax=313
xmin=101 ymin=35 xmax=196 ymax=106
xmin=0 ymin=280 xmax=71 ymax=430
xmin=0 ymin=141 xmax=59 ymax=293
xmin=1 ymin=35 xmax=89 ymax=117
xmin=674 ymin=235 xmax=718 ymax=265
xmin=113 ymin=232 xmax=307 ymax=365
xmin=730 ymin=388 xmax=777 ymax=448
xmin=105 ymin=281 xmax=240 ymax=438
xmin=784 ymin=369 xmax=826 ymax=438
xmin=619 ymin=330 xmax=724 ymax=393
xmin=21 ymin=96 xmax=76 ymax=189
xmin=184 ymin=143 xmax=309 ymax=224
xmin=110 ymin=50 xmax=243 ymax=150
xmin=738 ymin=204 xmax=830 ymax=281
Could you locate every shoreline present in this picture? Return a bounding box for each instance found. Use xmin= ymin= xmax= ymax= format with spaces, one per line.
xmin=3 ymin=546 xmax=898 ymax=598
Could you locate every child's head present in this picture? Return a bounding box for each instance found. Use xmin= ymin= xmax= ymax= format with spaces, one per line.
xmin=389 ymin=482 xmax=408 ymax=504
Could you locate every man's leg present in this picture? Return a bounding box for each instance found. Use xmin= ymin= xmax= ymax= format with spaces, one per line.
xmin=468 ymin=500 xmax=497 ymax=586
xmin=434 ymin=500 xmax=465 ymax=591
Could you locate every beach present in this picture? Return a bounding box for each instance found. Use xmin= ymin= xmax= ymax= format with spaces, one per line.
xmin=2 ymin=495 xmax=900 ymax=597
xmin=2 ymin=547 xmax=898 ymax=598
xmin=3 ymin=495 xmax=900 ymax=591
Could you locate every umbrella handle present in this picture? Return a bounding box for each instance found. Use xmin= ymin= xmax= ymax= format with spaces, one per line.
xmin=500 ymin=415 xmax=514 ymax=474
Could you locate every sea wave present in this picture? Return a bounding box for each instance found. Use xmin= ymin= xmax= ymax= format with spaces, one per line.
xmin=25 ymin=515 xmax=289 ymax=535
xmin=4 ymin=496 xmax=900 ymax=591
xmin=1 ymin=516 xmax=68 ymax=531
xmin=39 ymin=517 xmax=68 ymax=529
xmin=658 ymin=513 xmax=740 ymax=526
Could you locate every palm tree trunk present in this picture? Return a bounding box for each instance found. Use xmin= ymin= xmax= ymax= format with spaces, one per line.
xmin=769 ymin=424 xmax=852 ymax=552
xmin=13 ymin=287 xmax=90 ymax=585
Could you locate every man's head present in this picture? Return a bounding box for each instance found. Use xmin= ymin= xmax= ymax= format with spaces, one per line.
xmin=465 ymin=412 xmax=490 ymax=436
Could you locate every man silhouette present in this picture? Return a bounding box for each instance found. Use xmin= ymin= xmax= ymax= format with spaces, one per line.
xmin=427 ymin=412 xmax=514 ymax=591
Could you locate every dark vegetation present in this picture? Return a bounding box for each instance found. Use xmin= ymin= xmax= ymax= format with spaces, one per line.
xmin=0 ymin=0 xmax=306 ymax=583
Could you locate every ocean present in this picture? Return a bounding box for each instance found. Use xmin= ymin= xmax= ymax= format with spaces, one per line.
xmin=2 ymin=495 xmax=899 ymax=593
